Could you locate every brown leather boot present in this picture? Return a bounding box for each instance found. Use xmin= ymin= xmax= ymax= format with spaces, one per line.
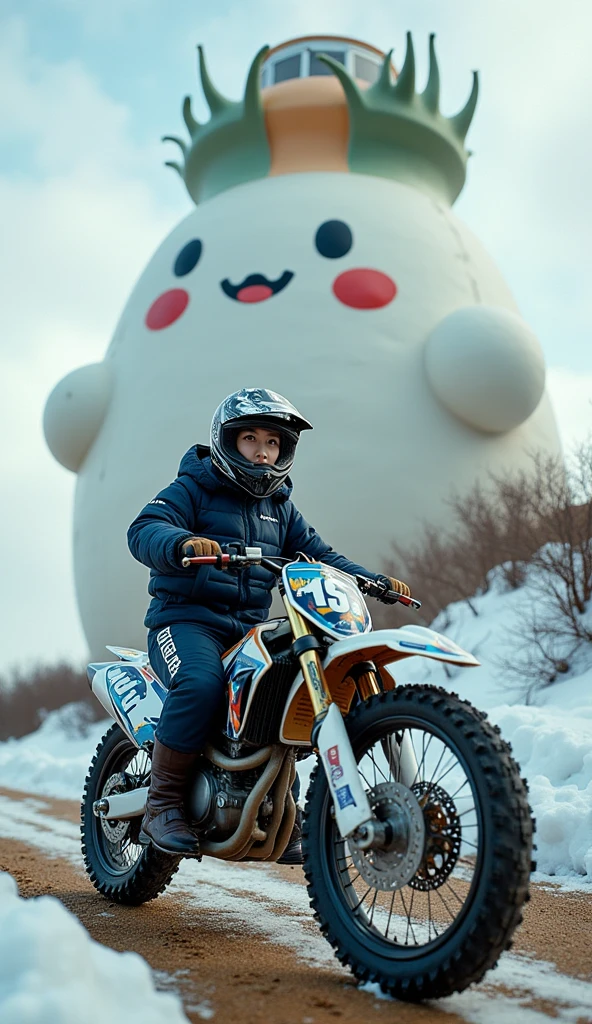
xmin=139 ymin=738 xmax=201 ymax=858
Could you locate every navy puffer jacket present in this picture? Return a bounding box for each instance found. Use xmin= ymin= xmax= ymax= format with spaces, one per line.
xmin=128 ymin=445 xmax=387 ymax=632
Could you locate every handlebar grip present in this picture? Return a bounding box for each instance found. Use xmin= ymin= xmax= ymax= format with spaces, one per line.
xmin=181 ymin=548 xmax=264 ymax=570
xmin=181 ymin=553 xmax=230 ymax=568
xmin=392 ymin=593 xmax=422 ymax=610
xmin=355 ymin=575 xmax=421 ymax=610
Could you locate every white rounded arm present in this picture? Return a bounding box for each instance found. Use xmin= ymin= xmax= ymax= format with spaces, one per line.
xmin=43 ymin=362 xmax=112 ymax=472
xmin=424 ymin=306 xmax=546 ymax=434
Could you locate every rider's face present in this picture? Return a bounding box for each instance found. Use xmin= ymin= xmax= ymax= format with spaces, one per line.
xmin=236 ymin=427 xmax=281 ymax=466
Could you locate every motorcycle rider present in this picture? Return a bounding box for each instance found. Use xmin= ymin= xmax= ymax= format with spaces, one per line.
xmin=127 ymin=388 xmax=411 ymax=862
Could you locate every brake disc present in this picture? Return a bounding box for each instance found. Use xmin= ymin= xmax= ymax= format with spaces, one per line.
xmin=408 ymin=782 xmax=462 ymax=891
xmin=348 ymin=782 xmax=426 ymax=892
xmin=99 ymin=772 xmax=131 ymax=843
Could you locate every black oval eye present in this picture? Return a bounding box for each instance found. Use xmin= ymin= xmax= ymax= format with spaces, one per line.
xmin=314 ymin=220 xmax=353 ymax=259
xmin=173 ymin=239 xmax=203 ymax=277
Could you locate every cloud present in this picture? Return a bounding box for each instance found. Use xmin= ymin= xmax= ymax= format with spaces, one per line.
xmin=0 ymin=18 xmax=186 ymax=671
xmin=48 ymin=0 xmax=154 ymax=40
xmin=0 ymin=18 xmax=188 ymax=354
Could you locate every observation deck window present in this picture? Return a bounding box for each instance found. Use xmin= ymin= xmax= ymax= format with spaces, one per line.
xmin=354 ymin=53 xmax=380 ymax=84
xmin=262 ymin=42 xmax=385 ymax=89
xmin=309 ymin=50 xmax=346 ymax=76
xmin=273 ymin=54 xmax=302 ymax=84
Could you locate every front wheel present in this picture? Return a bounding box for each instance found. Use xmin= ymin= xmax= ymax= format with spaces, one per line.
xmin=303 ymin=686 xmax=533 ymax=1001
xmin=81 ymin=723 xmax=181 ymax=905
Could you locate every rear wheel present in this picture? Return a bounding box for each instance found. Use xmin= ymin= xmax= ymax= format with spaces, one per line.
xmin=81 ymin=724 xmax=181 ymax=905
xmin=303 ymin=686 xmax=533 ymax=1001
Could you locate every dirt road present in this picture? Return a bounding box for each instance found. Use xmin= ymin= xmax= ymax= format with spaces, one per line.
xmin=1 ymin=785 xmax=591 ymax=1024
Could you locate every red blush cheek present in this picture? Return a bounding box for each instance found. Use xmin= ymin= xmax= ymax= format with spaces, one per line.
xmin=332 ymin=269 xmax=397 ymax=309
xmin=145 ymin=289 xmax=189 ymax=330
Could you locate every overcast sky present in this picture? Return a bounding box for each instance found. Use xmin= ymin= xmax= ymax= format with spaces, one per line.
xmin=0 ymin=0 xmax=590 ymax=675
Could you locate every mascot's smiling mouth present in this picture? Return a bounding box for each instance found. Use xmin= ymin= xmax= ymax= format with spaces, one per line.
xmin=220 ymin=271 xmax=294 ymax=304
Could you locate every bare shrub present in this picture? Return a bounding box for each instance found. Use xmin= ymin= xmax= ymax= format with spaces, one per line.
xmin=0 ymin=661 xmax=101 ymax=741
xmin=497 ymin=597 xmax=577 ymax=703
xmin=497 ymin=443 xmax=592 ymax=696
xmin=450 ymin=471 xmax=544 ymax=591
xmin=528 ymin=446 xmax=592 ymax=618
xmin=382 ymin=439 xmax=592 ymax=700
xmin=385 ymin=462 xmax=547 ymax=627
xmin=390 ymin=526 xmax=483 ymax=627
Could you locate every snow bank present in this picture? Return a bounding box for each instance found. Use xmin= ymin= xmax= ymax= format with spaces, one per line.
xmin=493 ymin=705 xmax=592 ymax=878
xmin=399 ymin=570 xmax=592 ymax=880
xmin=0 ymin=871 xmax=189 ymax=1024
xmin=0 ymin=703 xmax=110 ymax=800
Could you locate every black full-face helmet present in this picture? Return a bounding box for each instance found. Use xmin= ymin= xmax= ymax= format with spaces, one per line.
xmin=210 ymin=388 xmax=313 ymax=498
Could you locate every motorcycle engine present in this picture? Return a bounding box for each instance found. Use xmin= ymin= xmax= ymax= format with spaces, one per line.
xmin=188 ymin=764 xmax=272 ymax=839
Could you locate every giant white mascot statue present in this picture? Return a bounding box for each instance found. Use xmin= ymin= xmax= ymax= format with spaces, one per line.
xmin=44 ymin=33 xmax=561 ymax=656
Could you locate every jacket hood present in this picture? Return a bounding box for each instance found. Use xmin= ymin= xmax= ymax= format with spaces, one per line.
xmin=178 ymin=445 xmax=293 ymax=503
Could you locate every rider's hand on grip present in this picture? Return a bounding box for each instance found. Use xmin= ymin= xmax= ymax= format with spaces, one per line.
xmin=181 ymin=537 xmax=222 ymax=560
xmin=388 ymin=576 xmax=411 ymax=598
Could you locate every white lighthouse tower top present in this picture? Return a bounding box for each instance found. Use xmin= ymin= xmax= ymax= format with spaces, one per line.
xmin=261 ymin=35 xmax=395 ymax=87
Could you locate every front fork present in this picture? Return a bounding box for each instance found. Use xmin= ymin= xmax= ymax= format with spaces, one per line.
xmin=282 ymin=594 xmax=376 ymax=839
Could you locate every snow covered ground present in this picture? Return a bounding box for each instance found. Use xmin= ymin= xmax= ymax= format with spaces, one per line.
xmin=1 ymin=568 xmax=591 ymax=884
xmin=0 ymin=792 xmax=591 ymax=1024
xmin=0 ymin=870 xmax=189 ymax=1024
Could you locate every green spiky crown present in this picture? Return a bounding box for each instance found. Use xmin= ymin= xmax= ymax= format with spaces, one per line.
xmin=164 ymin=33 xmax=479 ymax=206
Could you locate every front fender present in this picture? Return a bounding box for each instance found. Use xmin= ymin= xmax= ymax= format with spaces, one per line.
xmin=324 ymin=625 xmax=479 ymax=683
xmin=279 ymin=626 xmax=478 ymax=746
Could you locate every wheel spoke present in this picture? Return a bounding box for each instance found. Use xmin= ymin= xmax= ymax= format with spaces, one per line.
xmin=421 ymin=741 xmax=447 ymax=790
xmin=429 ymin=752 xmax=460 ymax=790
xmin=342 ymin=872 xmax=361 ymax=888
xmin=455 ymin=806 xmax=478 ymax=820
xmin=413 ymin=730 xmax=435 ymax=786
xmin=368 ymin=889 xmax=379 ymax=925
xmin=450 ymin=778 xmax=470 ymax=800
xmin=434 ymin=884 xmax=457 ymax=922
xmin=443 ymin=879 xmax=466 ymax=906
xmin=408 ymin=730 xmax=423 ymax=784
xmin=357 ymin=766 xmax=373 ymax=789
xmin=400 ymin=887 xmax=417 ymax=945
xmin=427 ymin=889 xmax=440 ymax=939
xmin=385 ymin=890 xmax=396 ymax=940
xmin=367 ymin=749 xmax=388 ymax=784
xmin=351 ymin=885 xmax=373 ymax=911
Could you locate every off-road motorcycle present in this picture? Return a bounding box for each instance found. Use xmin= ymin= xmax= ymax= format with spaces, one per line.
xmin=81 ymin=548 xmax=533 ymax=1001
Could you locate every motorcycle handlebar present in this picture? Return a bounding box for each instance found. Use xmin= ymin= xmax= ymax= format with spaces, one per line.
xmin=181 ymin=547 xmax=267 ymax=570
xmin=355 ymin=575 xmax=422 ymax=610
xmin=181 ymin=550 xmax=422 ymax=609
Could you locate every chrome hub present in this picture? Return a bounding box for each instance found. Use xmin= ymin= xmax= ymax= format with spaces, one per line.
xmin=349 ymin=782 xmax=426 ymax=891
xmin=99 ymin=772 xmax=131 ymax=843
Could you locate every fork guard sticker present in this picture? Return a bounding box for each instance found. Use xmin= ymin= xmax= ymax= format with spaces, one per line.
xmin=335 ymin=784 xmax=356 ymax=810
xmin=325 ymin=744 xmax=345 ymax=784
